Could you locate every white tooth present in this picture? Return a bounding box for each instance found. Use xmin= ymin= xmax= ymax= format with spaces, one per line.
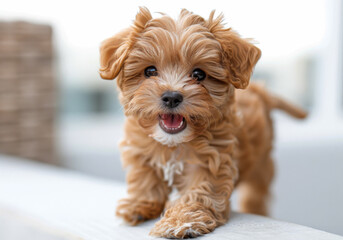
xmin=176 ymin=121 xmax=181 ymax=129
xmin=161 ymin=118 xmax=185 ymax=131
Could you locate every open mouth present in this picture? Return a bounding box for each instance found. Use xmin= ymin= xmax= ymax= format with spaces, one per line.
xmin=159 ymin=114 xmax=187 ymax=134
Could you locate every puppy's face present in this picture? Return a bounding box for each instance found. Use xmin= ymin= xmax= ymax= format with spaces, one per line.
xmin=100 ymin=8 xmax=261 ymax=146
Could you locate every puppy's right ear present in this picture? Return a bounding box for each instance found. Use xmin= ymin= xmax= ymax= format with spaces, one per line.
xmin=99 ymin=28 xmax=132 ymax=80
xmin=99 ymin=7 xmax=152 ymax=86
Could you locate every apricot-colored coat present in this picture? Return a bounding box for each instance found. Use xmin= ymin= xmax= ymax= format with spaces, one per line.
xmin=99 ymin=7 xmax=306 ymax=238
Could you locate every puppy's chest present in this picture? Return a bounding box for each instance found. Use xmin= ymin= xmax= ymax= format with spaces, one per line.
xmin=156 ymin=150 xmax=186 ymax=186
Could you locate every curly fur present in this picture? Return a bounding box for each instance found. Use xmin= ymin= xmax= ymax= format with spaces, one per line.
xmin=99 ymin=7 xmax=307 ymax=238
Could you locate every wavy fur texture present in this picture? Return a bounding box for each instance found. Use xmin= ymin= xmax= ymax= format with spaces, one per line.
xmin=99 ymin=7 xmax=307 ymax=238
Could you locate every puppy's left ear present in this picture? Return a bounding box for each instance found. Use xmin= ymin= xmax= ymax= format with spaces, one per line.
xmin=208 ymin=13 xmax=261 ymax=89
xmin=219 ymin=31 xmax=261 ymax=89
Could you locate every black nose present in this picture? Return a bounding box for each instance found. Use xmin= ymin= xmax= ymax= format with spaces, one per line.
xmin=161 ymin=91 xmax=183 ymax=109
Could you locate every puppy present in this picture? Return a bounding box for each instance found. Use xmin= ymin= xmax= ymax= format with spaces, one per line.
xmin=99 ymin=7 xmax=307 ymax=238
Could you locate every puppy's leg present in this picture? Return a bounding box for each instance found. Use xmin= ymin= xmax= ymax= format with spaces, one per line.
xmin=238 ymin=156 xmax=274 ymax=216
xmin=150 ymin=163 xmax=235 ymax=238
xmin=116 ymin=164 xmax=170 ymax=225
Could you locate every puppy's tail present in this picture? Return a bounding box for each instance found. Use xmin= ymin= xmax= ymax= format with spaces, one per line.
xmin=249 ymin=83 xmax=307 ymax=119
xmin=268 ymin=94 xmax=307 ymax=119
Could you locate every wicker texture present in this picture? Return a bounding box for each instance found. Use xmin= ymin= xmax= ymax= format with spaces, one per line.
xmin=0 ymin=21 xmax=56 ymax=164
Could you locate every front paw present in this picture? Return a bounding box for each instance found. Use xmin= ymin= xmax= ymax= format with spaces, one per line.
xmin=150 ymin=203 xmax=217 ymax=238
xmin=116 ymin=198 xmax=164 ymax=225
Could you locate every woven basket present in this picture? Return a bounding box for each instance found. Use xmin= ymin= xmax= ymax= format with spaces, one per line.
xmin=0 ymin=21 xmax=57 ymax=164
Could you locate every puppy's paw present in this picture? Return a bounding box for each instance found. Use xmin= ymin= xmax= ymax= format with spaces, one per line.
xmin=116 ymin=198 xmax=164 ymax=225
xmin=149 ymin=203 xmax=217 ymax=238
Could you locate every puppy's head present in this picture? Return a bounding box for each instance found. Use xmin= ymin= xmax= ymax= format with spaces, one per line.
xmin=100 ymin=7 xmax=261 ymax=147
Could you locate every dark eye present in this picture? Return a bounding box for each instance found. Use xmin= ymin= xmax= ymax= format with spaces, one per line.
xmin=191 ymin=68 xmax=206 ymax=81
xmin=144 ymin=66 xmax=158 ymax=78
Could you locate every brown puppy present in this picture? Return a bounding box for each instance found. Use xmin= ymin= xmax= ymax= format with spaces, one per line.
xmin=99 ymin=7 xmax=307 ymax=238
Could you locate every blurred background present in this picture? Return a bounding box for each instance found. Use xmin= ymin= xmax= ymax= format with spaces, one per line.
xmin=0 ymin=0 xmax=342 ymax=236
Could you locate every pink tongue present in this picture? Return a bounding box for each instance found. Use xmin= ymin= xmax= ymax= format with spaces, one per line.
xmin=161 ymin=114 xmax=183 ymax=128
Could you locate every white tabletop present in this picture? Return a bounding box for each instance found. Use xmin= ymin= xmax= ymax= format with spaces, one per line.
xmin=0 ymin=155 xmax=342 ymax=240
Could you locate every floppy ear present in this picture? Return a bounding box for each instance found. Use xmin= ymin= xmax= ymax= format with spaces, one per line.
xmin=206 ymin=13 xmax=261 ymax=89
xmin=99 ymin=7 xmax=152 ymax=85
xmin=220 ymin=32 xmax=261 ymax=89
xmin=99 ymin=28 xmax=132 ymax=80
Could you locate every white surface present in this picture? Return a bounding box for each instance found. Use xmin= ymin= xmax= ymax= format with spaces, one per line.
xmin=0 ymin=155 xmax=342 ymax=240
